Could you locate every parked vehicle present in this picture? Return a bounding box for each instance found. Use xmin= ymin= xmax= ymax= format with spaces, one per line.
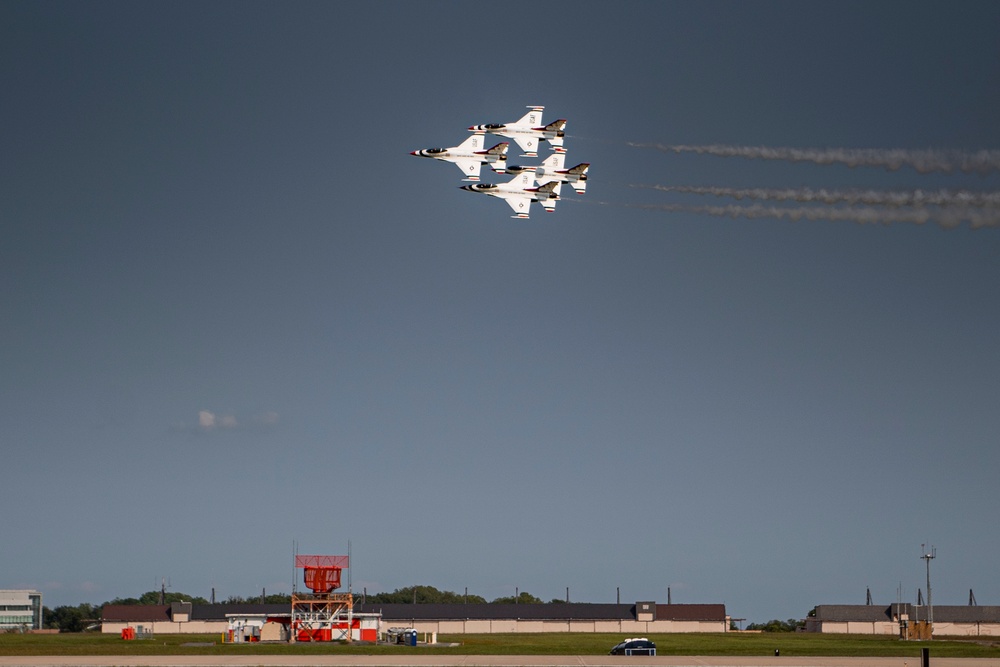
xmin=610 ymin=637 xmax=656 ymax=655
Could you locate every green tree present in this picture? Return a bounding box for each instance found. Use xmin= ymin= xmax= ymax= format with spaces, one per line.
xmin=223 ymin=594 xmax=291 ymax=604
xmin=746 ymin=618 xmax=805 ymax=632
xmin=491 ymin=591 xmax=543 ymax=604
xmin=105 ymin=591 xmax=208 ymax=605
xmin=44 ymin=603 xmax=101 ymax=632
xmin=137 ymin=590 xmax=209 ymax=605
xmin=104 ymin=596 xmax=141 ymax=605
xmin=366 ymin=586 xmax=486 ymax=604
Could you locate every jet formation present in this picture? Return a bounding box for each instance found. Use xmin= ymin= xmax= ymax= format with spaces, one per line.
xmin=411 ymin=105 xmax=590 ymax=218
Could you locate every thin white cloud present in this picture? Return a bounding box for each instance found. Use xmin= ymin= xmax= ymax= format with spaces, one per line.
xmin=256 ymin=411 xmax=280 ymax=425
xmin=199 ymin=410 xmax=216 ymax=428
xmin=192 ymin=410 xmax=277 ymax=432
xmin=198 ymin=410 xmax=236 ymax=430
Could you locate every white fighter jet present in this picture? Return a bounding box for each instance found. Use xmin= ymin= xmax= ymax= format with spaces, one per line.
xmin=410 ymin=133 xmax=508 ymax=181
xmin=469 ymin=105 xmax=566 ymax=158
xmin=460 ymin=171 xmax=561 ymax=218
xmin=506 ymin=152 xmax=590 ymax=194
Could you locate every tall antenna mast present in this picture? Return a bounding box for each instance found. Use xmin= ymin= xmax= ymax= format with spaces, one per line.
xmin=292 ymin=540 xmax=299 ymax=596
xmin=921 ymin=544 xmax=936 ymax=626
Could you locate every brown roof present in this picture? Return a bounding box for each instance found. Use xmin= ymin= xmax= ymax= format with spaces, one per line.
xmin=101 ymin=605 xmax=171 ymax=622
xmin=815 ymin=604 xmax=1000 ymax=623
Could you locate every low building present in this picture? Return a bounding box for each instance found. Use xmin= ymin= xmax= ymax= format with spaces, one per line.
xmin=805 ymin=604 xmax=1000 ymax=637
xmin=101 ymin=603 xmax=288 ymax=636
xmin=353 ymin=601 xmax=728 ymax=634
xmin=0 ymin=590 xmax=42 ymax=631
xmin=102 ymin=601 xmax=728 ymax=636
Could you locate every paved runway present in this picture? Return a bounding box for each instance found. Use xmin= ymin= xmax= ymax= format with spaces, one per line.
xmin=1 ymin=656 xmax=998 ymax=667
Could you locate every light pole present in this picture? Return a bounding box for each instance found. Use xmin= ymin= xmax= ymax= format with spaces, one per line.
xmin=921 ymin=545 xmax=936 ymax=627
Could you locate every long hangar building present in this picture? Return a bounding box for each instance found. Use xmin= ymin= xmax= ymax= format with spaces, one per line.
xmin=101 ymin=601 xmax=729 ymax=637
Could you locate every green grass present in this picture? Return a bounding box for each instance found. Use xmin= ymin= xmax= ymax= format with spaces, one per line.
xmin=1 ymin=632 xmax=999 ymax=657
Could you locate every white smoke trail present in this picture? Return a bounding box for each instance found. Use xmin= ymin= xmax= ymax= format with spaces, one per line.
xmin=634 ymin=203 xmax=1000 ymax=229
xmin=636 ymin=184 xmax=1000 ymax=208
xmin=627 ymin=143 xmax=1000 ymax=174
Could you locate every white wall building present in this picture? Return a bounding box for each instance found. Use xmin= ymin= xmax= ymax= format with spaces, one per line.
xmin=0 ymin=590 xmax=43 ymax=631
xmin=806 ymin=604 xmax=1000 ymax=637
xmin=102 ymin=601 xmax=727 ymax=636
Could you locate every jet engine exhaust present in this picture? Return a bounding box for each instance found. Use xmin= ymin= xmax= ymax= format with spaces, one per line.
xmin=627 ymin=143 xmax=1000 ymax=174
xmin=630 ymin=202 xmax=1000 ymax=229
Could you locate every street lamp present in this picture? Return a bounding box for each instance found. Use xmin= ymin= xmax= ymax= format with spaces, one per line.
xmin=921 ymin=544 xmax=936 ymax=627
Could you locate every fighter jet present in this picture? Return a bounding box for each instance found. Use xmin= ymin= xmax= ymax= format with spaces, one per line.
xmin=506 ymin=152 xmax=590 ymax=194
xmin=460 ymin=171 xmax=561 ymax=218
xmin=469 ymin=105 xmax=566 ymax=158
xmin=410 ymin=133 xmax=508 ymax=181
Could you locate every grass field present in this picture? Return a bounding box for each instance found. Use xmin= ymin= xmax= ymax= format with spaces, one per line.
xmin=2 ymin=632 xmax=1000 ymax=658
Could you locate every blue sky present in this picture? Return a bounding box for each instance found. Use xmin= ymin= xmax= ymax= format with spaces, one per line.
xmin=2 ymin=1 xmax=999 ymax=623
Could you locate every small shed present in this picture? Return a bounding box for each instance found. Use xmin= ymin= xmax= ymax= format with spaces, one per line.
xmin=226 ymin=613 xmax=290 ymax=642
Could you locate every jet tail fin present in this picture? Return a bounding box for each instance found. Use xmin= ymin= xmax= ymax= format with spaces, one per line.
xmin=540 ymin=152 xmax=565 ymax=171
xmin=457 ymin=133 xmax=486 ymax=152
xmin=515 ymin=106 xmax=545 ymax=127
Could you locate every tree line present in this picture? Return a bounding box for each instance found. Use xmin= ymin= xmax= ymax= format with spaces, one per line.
xmin=40 ymin=586 xmax=809 ymax=632
xmin=744 ymin=618 xmax=807 ymax=632
xmin=41 ymin=586 xmax=560 ymax=632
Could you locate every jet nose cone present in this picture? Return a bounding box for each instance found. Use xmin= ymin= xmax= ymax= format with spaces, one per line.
xmin=459 ymin=185 xmax=474 ymax=191
xmin=409 ymin=151 xmax=418 ymax=155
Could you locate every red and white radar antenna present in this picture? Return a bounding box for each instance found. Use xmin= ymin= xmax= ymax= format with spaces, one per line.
xmin=296 ymin=554 xmax=349 ymax=595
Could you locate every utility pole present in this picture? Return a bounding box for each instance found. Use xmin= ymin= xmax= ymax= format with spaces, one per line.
xmin=921 ymin=544 xmax=936 ymax=626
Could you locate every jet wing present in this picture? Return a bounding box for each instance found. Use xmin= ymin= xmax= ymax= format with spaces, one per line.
xmin=499 ymin=193 xmax=532 ymax=218
xmin=509 ymin=134 xmax=539 ymax=157
xmin=453 ymin=158 xmax=482 ymax=181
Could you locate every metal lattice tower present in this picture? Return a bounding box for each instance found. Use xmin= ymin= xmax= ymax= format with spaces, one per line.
xmin=291 ymin=554 xmax=352 ymax=642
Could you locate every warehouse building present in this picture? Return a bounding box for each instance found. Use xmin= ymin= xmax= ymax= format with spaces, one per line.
xmin=352 ymin=601 xmax=728 ymax=634
xmin=102 ymin=602 xmax=288 ymax=636
xmin=805 ymin=604 xmax=1000 ymax=637
xmin=101 ymin=601 xmax=728 ymax=636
